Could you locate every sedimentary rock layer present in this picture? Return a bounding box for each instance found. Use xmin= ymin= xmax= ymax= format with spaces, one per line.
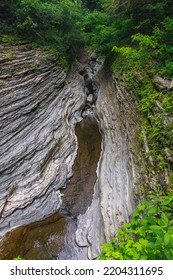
xmin=0 ymin=44 xmax=143 ymax=259
xmin=76 ymin=67 xmax=143 ymax=259
xmin=0 ymin=43 xmax=86 ymax=237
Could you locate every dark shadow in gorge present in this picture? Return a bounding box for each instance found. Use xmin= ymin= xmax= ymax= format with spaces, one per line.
xmin=0 ymin=116 xmax=102 ymax=260
xmin=60 ymin=116 xmax=102 ymax=217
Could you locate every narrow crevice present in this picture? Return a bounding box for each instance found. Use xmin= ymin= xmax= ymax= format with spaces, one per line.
xmin=0 ymin=52 xmax=104 ymax=260
xmin=79 ymin=58 xmax=100 ymax=115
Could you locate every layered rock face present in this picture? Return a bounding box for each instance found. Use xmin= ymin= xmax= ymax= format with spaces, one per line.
xmin=76 ymin=67 xmax=143 ymax=259
xmin=0 ymin=44 xmax=143 ymax=259
xmin=0 ymin=43 xmax=86 ymax=238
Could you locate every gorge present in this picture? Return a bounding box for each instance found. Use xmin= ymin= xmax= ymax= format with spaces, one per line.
xmin=0 ymin=0 xmax=173 ymax=261
xmin=0 ymin=43 xmax=142 ymax=259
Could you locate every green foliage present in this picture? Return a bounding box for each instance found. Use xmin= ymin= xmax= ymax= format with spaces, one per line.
xmin=100 ymin=195 xmax=173 ymax=260
xmin=111 ymin=16 xmax=173 ymax=184
xmin=1 ymin=0 xmax=173 ymax=262
xmin=0 ymin=0 xmax=85 ymax=64
xmin=1 ymin=0 xmax=173 ymax=66
xmin=113 ymin=26 xmax=173 ymax=77
xmin=1 ymin=1 xmax=173 ymax=180
xmin=0 ymin=35 xmax=21 ymax=44
xmin=80 ymin=10 xmax=115 ymax=54
xmin=81 ymin=0 xmax=173 ymax=63
xmin=13 ymin=256 xmax=24 ymax=260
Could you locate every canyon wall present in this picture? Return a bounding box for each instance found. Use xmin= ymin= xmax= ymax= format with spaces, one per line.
xmin=0 ymin=44 xmax=144 ymax=258
xmin=76 ymin=65 xmax=144 ymax=259
xmin=0 ymin=43 xmax=86 ymax=238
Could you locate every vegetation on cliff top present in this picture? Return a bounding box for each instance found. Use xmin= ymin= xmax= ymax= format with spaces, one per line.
xmin=0 ymin=0 xmax=86 ymax=65
xmin=1 ymin=0 xmax=173 ymax=259
xmin=1 ymin=1 xmax=173 ymax=73
xmin=100 ymin=194 xmax=173 ymax=260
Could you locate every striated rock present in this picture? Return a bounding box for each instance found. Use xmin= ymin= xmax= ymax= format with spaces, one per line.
xmin=0 ymin=45 xmax=145 ymax=259
xmin=76 ymin=67 xmax=144 ymax=259
xmin=0 ymin=43 xmax=86 ymax=238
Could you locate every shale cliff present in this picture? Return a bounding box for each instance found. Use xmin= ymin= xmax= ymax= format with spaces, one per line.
xmin=76 ymin=63 xmax=143 ymax=259
xmin=0 ymin=43 xmax=144 ymax=259
xmin=0 ymin=43 xmax=86 ymax=237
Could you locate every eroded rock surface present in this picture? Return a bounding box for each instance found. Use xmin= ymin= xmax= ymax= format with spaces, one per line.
xmin=0 ymin=43 xmax=86 ymax=238
xmin=76 ymin=68 xmax=144 ymax=259
xmin=0 ymin=45 xmax=144 ymax=259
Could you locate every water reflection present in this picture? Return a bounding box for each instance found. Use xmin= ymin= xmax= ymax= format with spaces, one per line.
xmin=0 ymin=117 xmax=101 ymax=259
xmin=0 ymin=212 xmax=67 ymax=260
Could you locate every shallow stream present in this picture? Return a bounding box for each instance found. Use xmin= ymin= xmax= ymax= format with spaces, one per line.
xmin=0 ymin=117 xmax=101 ymax=260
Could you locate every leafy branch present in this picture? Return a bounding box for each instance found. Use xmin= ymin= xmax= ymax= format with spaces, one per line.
xmin=100 ymin=194 xmax=173 ymax=260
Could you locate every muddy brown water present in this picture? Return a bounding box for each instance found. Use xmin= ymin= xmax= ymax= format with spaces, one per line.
xmin=0 ymin=117 xmax=101 ymax=259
